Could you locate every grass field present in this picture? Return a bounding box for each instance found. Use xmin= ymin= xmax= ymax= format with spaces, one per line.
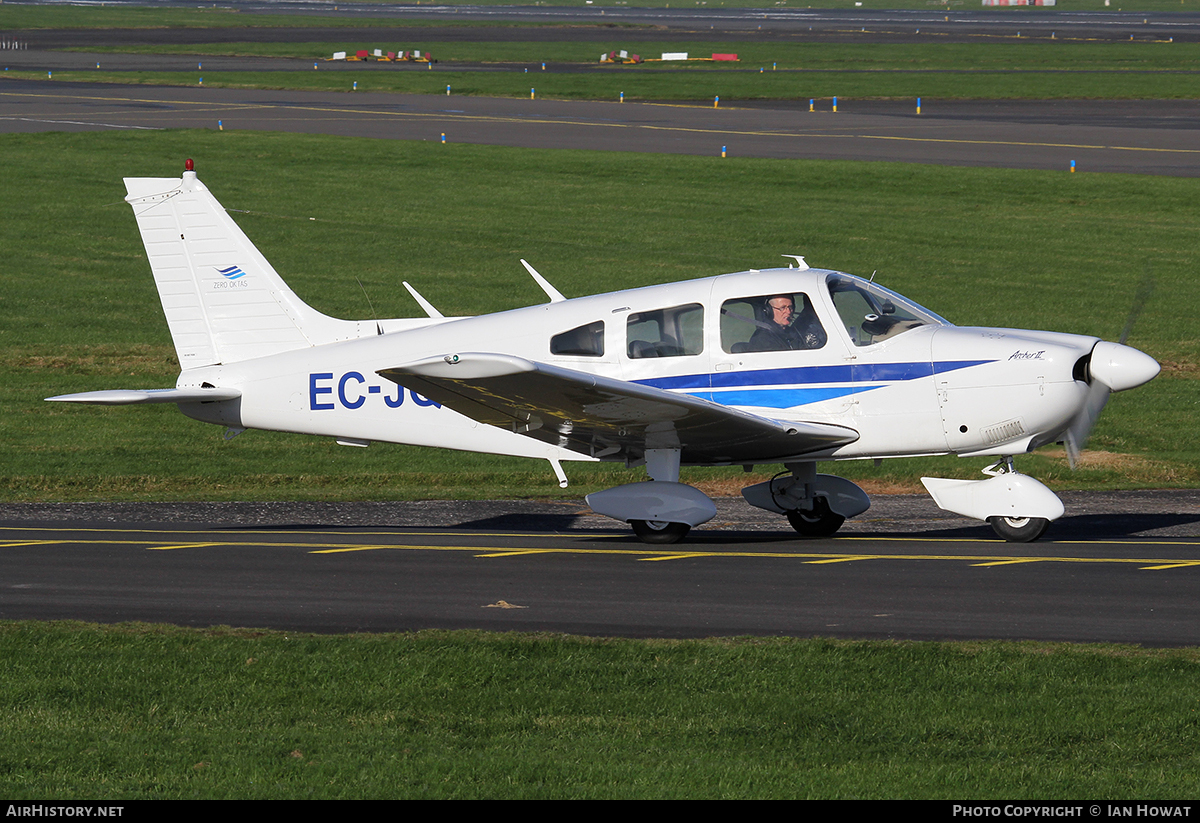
xmin=20 ymin=63 xmax=1195 ymax=101
xmin=2 ymin=129 xmax=1196 ymax=502
xmin=24 ymin=39 xmax=1200 ymax=101
xmin=3 ymin=622 xmax=1199 ymax=799
xmin=90 ymin=40 xmax=1200 ymax=71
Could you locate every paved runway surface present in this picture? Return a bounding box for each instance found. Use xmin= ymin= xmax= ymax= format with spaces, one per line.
xmin=4 ymin=80 xmax=1199 ymax=174
xmin=5 ymin=6 xmax=1199 ymax=174
xmin=3 ymin=491 xmax=1199 ymax=643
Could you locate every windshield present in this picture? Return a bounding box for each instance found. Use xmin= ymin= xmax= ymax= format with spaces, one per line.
xmin=826 ymin=273 xmax=950 ymax=348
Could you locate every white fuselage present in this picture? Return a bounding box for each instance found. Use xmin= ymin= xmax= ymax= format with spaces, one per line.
xmin=173 ymin=268 xmax=1098 ymax=467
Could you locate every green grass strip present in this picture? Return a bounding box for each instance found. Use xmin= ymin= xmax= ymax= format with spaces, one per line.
xmin=15 ymin=38 xmax=1200 ymax=101
xmin=2 ymin=621 xmax=1199 ymax=798
xmin=89 ymin=40 xmax=1200 ymax=72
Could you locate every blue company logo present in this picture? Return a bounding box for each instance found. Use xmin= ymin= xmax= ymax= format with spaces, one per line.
xmin=309 ymin=372 xmax=441 ymax=411
xmin=217 ymin=265 xmax=247 ymax=280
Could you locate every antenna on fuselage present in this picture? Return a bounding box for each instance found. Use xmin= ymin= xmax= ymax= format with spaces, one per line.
xmin=521 ymin=259 xmax=566 ymax=303
xmin=356 ymin=278 xmax=384 ymax=335
xmin=402 ymin=281 xmax=444 ymax=318
xmin=781 ymin=255 xmax=808 ymax=270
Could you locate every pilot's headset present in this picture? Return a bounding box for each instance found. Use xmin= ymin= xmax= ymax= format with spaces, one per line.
xmin=756 ymin=298 xmax=774 ymax=326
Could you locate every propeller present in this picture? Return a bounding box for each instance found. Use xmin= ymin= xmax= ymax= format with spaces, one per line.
xmin=1063 ymin=274 xmax=1159 ymax=469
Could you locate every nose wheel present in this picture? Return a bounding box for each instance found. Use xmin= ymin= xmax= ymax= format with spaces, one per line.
xmin=988 ymin=515 xmax=1050 ymax=543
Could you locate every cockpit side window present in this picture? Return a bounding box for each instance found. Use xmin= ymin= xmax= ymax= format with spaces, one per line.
xmin=720 ymin=293 xmax=827 ymax=354
xmin=627 ymin=303 xmax=704 ymax=358
xmin=827 ymin=276 xmax=945 ymax=347
xmin=551 ymin=320 xmax=605 ymax=357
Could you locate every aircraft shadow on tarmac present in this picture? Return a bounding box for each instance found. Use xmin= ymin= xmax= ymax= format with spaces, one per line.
xmin=410 ymin=510 xmax=1200 ymax=542
xmin=20 ymin=507 xmax=1195 ymax=543
xmin=1051 ymin=512 xmax=1200 ymax=540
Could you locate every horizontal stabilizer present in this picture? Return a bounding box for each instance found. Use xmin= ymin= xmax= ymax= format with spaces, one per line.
xmin=46 ymin=387 xmax=241 ymax=406
xmin=380 ymin=352 xmax=858 ymax=464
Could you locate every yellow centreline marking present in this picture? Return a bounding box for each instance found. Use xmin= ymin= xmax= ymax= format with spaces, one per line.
xmin=304 ymin=544 xmax=1200 ymax=570
xmin=6 ymin=528 xmax=1200 ymax=569
xmin=638 ymin=553 xmax=720 ymax=561
xmin=309 ymin=545 xmax=404 ymax=554
xmin=146 ymin=542 xmax=223 ymax=551
xmin=6 ymin=89 xmax=1197 ymax=157
xmin=6 ymin=525 xmax=1200 ymax=549
xmin=805 ymin=556 xmax=884 ymax=564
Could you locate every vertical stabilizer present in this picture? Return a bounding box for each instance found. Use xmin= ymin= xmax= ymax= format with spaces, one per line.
xmin=124 ymin=162 xmax=364 ymax=368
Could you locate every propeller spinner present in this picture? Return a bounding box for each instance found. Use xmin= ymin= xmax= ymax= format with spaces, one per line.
xmin=1063 ymin=282 xmax=1160 ymax=469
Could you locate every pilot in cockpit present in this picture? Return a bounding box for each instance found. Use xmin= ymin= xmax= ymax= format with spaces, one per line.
xmin=747 ymin=294 xmax=827 ymax=352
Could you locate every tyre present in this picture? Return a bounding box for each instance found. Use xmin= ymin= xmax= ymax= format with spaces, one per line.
xmin=785 ymin=497 xmax=845 ymax=538
xmin=988 ymin=516 xmax=1050 ymax=543
xmin=630 ymin=519 xmax=690 ymax=545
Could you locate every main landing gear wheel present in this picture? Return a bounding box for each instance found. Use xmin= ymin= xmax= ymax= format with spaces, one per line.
xmin=630 ymin=519 xmax=691 ymax=545
xmin=988 ymin=516 xmax=1050 ymax=543
xmin=785 ymin=497 xmax=845 ymax=538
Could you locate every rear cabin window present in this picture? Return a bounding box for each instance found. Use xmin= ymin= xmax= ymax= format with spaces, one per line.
xmin=720 ymin=293 xmax=827 ymax=353
xmin=626 ymin=303 xmax=704 ymax=359
xmin=551 ymin=321 xmax=605 ymax=357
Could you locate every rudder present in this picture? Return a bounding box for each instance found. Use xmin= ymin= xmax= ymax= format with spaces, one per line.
xmin=124 ymin=162 xmax=363 ymax=368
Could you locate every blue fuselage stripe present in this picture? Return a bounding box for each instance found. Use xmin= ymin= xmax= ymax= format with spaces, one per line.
xmin=635 ymin=360 xmax=988 ymax=391
xmin=690 ymin=386 xmax=881 ymax=408
xmin=631 ymin=360 xmax=992 ymax=409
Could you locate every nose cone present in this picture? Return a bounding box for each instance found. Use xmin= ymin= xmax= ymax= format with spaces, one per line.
xmin=1089 ymin=341 xmax=1160 ymax=392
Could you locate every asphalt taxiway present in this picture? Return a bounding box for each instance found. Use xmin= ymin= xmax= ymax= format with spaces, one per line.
xmin=3 ymin=491 xmax=1199 ymax=643
xmin=3 ymin=80 xmax=1199 ymax=175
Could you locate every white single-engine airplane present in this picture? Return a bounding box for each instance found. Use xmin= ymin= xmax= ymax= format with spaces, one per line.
xmin=49 ymin=161 xmax=1161 ymax=544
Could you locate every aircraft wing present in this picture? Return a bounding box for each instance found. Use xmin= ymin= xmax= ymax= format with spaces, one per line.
xmin=379 ymin=353 xmax=858 ymax=464
xmin=46 ymin=387 xmax=241 ymax=405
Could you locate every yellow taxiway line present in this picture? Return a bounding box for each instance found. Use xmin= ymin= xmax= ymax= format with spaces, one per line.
xmin=4 ymin=89 xmax=1198 ymax=157
xmin=8 ymin=536 xmax=1200 ymax=569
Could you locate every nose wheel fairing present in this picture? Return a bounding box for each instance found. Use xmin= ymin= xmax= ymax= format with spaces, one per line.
xmin=922 ymin=460 xmax=1065 ymax=542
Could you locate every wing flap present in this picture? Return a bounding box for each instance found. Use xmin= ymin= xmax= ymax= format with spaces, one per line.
xmin=379 ymin=353 xmax=857 ymax=464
